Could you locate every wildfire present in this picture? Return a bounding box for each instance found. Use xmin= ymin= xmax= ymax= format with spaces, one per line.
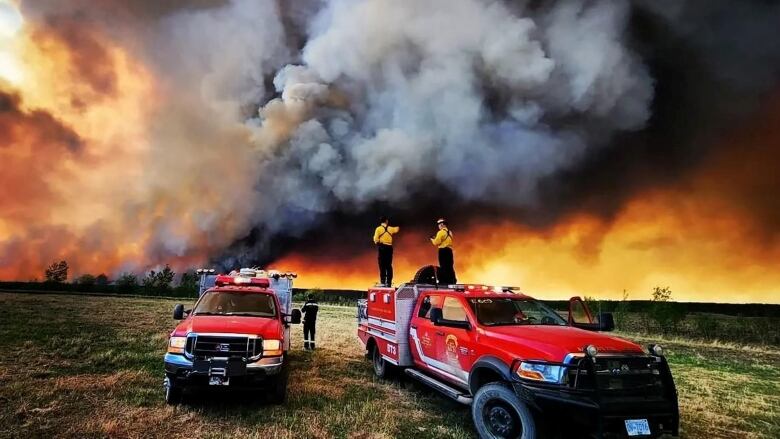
xmin=277 ymin=100 xmax=780 ymax=304
xmin=0 ymin=1 xmax=778 ymax=305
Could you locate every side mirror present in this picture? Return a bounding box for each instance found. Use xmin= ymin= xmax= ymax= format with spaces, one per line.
xmin=173 ymin=304 xmax=184 ymax=320
xmin=598 ymin=312 xmax=615 ymax=332
xmin=430 ymin=307 xmax=471 ymax=330
xmin=430 ymin=307 xmax=443 ymax=324
xmin=289 ymin=309 xmax=302 ymax=325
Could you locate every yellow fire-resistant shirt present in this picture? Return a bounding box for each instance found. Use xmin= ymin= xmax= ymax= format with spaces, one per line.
xmin=431 ymin=228 xmax=454 ymax=249
xmin=373 ymin=225 xmax=400 ymax=245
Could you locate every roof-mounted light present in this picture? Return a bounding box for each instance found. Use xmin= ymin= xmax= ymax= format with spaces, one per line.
xmin=214 ymin=275 xmax=270 ymax=288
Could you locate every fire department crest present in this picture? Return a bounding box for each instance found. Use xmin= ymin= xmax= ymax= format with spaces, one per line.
xmin=445 ymin=334 xmax=458 ymax=356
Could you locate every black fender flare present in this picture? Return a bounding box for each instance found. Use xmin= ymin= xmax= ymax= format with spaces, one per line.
xmin=468 ymin=355 xmax=513 ymax=395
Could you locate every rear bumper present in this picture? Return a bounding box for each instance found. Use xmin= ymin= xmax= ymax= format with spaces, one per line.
xmin=164 ymin=353 xmax=284 ymax=387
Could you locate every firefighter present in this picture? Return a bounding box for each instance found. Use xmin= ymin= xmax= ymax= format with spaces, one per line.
xmin=431 ymin=218 xmax=456 ymax=284
xmin=301 ymin=293 xmax=319 ymax=350
xmin=373 ymin=216 xmax=400 ymax=287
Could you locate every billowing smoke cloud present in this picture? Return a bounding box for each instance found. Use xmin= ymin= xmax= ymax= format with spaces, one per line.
xmin=1 ymin=0 xmax=779 ymax=284
xmin=226 ymin=0 xmax=655 ymax=264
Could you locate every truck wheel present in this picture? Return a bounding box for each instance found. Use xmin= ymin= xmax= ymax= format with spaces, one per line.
xmin=164 ymin=375 xmax=182 ymax=405
xmin=269 ymin=366 xmax=289 ymax=404
xmin=472 ymin=383 xmax=536 ymax=439
xmin=372 ymin=345 xmax=393 ymax=379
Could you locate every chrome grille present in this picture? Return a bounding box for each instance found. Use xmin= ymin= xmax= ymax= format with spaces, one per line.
xmin=185 ymin=334 xmax=262 ymax=359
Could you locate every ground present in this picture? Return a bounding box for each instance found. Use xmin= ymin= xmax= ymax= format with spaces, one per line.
xmin=0 ymin=292 xmax=777 ymax=439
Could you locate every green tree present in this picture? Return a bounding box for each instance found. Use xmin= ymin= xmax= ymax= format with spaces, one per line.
xmin=143 ymin=265 xmax=176 ymax=293
xmin=648 ymin=286 xmax=687 ymax=334
xmin=95 ymin=273 xmax=109 ymax=286
xmin=44 ymin=260 xmax=69 ymax=283
xmin=75 ymin=274 xmax=96 ymax=286
xmin=116 ymin=273 xmax=139 ymax=290
xmin=177 ymin=270 xmax=199 ymax=295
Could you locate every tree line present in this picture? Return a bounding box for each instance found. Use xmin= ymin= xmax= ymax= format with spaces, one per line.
xmin=42 ymin=260 xmax=200 ymax=296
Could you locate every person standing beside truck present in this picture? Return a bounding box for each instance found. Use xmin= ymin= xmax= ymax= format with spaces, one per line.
xmin=301 ymin=294 xmax=319 ymax=350
xmin=373 ymin=216 xmax=399 ymax=287
xmin=431 ymin=218 xmax=456 ymax=284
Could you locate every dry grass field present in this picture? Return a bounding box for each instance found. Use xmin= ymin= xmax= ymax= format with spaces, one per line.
xmin=0 ymin=292 xmax=778 ymax=438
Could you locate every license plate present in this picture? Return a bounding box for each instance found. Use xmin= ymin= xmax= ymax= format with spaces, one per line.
xmin=625 ymin=419 xmax=651 ymax=436
xmin=209 ymin=376 xmax=229 ymax=386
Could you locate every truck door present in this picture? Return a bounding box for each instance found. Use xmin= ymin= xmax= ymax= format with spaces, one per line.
xmin=432 ymin=296 xmax=474 ymax=386
xmin=568 ymin=296 xmax=594 ymax=325
xmin=410 ymin=294 xmax=442 ymax=371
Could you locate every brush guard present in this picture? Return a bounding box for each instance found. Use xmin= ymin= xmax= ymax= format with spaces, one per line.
xmin=511 ymin=354 xmax=679 ymax=438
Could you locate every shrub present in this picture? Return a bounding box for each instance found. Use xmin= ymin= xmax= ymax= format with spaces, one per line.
xmin=75 ymin=274 xmax=96 ymax=286
xmin=648 ymin=286 xmax=687 ymax=334
xmin=95 ymin=274 xmax=109 ymax=286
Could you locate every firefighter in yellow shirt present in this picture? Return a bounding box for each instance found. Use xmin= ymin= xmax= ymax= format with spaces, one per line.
xmin=373 ymin=217 xmax=400 ymax=286
xmin=431 ymin=218 xmax=456 ymax=284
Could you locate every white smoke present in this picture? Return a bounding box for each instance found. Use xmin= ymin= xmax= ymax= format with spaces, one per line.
xmin=238 ymin=0 xmax=652 ymax=246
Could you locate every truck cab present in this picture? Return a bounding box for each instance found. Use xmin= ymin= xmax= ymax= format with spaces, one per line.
xmin=357 ymin=266 xmax=679 ymax=438
xmin=164 ymin=269 xmax=301 ymax=404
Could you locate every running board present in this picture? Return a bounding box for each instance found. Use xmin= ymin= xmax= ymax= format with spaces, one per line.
xmin=404 ymin=368 xmax=473 ymax=405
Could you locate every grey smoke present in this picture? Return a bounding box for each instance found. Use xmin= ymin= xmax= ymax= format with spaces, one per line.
xmin=243 ymin=0 xmax=652 ymax=242
xmin=14 ymin=0 xmax=778 ymax=272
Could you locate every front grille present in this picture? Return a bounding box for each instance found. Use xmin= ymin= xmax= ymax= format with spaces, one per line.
xmin=566 ymin=356 xmax=664 ymax=396
xmin=185 ymin=335 xmax=262 ymax=359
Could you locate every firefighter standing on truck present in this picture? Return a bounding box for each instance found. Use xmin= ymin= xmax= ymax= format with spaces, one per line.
xmin=431 ymin=218 xmax=456 ymax=284
xmin=373 ymin=217 xmax=399 ymax=287
xmin=301 ymin=294 xmax=319 ymax=350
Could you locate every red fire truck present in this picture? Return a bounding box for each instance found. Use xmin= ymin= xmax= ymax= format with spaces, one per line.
xmin=357 ymin=266 xmax=679 ymax=438
xmin=164 ymin=269 xmax=301 ymax=404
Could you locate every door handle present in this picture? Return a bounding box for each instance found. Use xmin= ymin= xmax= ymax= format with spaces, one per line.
xmin=435 ymin=331 xmax=445 ymax=336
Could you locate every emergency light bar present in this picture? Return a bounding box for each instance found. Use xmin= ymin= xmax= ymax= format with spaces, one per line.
xmin=448 ymin=284 xmax=520 ymax=293
xmin=214 ymin=275 xmax=270 ymax=288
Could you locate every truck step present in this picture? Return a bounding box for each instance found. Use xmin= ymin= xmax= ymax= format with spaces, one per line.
xmin=404 ymin=368 xmax=473 ymax=405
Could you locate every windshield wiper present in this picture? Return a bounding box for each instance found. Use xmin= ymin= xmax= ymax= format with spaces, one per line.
xmin=193 ymin=311 xmax=224 ymax=316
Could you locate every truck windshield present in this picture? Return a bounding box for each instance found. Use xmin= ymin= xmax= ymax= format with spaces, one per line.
xmin=468 ymin=298 xmax=566 ymax=326
xmin=193 ymin=291 xmax=276 ymax=317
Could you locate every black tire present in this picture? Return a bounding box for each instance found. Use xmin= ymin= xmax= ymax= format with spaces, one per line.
xmin=372 ymin=345 xmax=393 ymax=379
xmin=269 ymin=366 xmax=289 ymax=404
xmin=472 ymin=383 xmax=536 ymax=439
xmin=164 ymin=374 xmax=182 ymax=405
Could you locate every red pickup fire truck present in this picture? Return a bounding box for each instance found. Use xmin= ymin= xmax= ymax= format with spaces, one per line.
xmin=357 ymin=266 xmax=679 ymax=438
xmin=164 ymin=269 xmax=301 ymax=404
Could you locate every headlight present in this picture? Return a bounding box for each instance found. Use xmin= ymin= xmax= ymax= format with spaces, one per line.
xmin=516 ymin=362 xmax=565 ymax=383
xmin=168 ymin=336 xmax=186 ymax=354
xmin=263 ymin=339 xmax=283 ymax=356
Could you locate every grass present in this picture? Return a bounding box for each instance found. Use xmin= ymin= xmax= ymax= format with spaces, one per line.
xmin=1 ymin=292 xmax=778 ymax=438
